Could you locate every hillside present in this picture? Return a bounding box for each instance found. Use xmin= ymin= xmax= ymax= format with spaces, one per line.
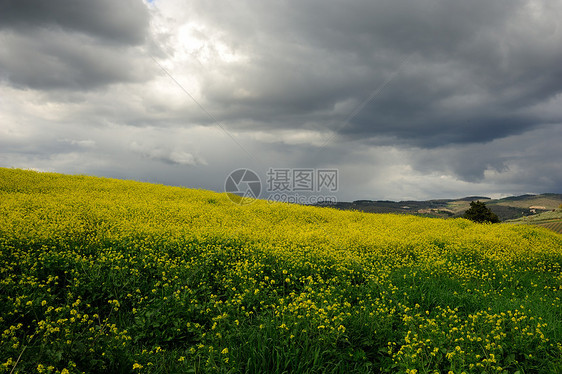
xmin=506 ymin=209 xmax=562 ymax=234
xmin=1 ymin=168 xmax=562 ymax=373
xmin=322 ymin=193 xmax=562 ymax=221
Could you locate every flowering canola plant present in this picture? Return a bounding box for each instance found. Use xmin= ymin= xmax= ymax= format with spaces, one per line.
xmin=1 ymin=168 xmax=561 ymax=373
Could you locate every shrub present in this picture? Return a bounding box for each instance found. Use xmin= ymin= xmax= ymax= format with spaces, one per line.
xmin=463 ymin=201 xmax=500 ymax=223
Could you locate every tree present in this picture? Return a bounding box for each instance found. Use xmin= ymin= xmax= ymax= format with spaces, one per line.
xmin=463 ymin=201 xmax=500 ymax=223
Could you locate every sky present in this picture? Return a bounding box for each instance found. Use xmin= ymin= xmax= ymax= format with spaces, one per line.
xmin=1 ymin=0 xmax=561 ymax=202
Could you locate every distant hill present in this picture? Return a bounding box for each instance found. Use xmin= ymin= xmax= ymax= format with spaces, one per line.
xmin=316 ymin=193 xmax=562 ymax=221
xmin=505 ymin=209 xmax=562 ymax=234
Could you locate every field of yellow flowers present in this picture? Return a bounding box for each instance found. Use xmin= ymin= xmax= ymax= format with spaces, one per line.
xmin=1 ymin=167 xmax=562 ymax=373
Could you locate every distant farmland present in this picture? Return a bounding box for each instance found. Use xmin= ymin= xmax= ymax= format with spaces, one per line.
xmin=538 ymin=221 xmax=562 ymax=234
xmin=506 ymin=209 xmax=562 ymax=235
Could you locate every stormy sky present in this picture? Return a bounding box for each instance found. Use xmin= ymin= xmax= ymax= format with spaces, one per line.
xmin=1 ymin=0 xmax=561 ymax=201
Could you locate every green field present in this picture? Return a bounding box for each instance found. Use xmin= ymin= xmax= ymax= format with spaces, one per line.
xmin=506 ymin=210 xmax=562 ymax=235
xmin=1 ymin=168 xmax=562 ymax=373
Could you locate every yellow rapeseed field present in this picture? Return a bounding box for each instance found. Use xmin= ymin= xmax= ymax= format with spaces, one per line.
xmin=1 ymin=168 xmax=561 ymax=373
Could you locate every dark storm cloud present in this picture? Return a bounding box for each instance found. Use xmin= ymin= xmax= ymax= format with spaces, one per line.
xmin=0 ymin=0 xmax=149 ymax=44
xmin=0 ymin=30 xmax=151 ymax=90
xmin=190 ymin=0 xmax=562 ymax=149
xmin=0 ymin=0 xmax=152 ymax=90
xmin=407 ymin=124 xmax=562 ymax=189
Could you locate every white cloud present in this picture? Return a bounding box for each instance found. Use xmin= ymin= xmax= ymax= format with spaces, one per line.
xmin=59 ymin=139 xmax=97 ymax=148
xmin=129 ymin=141 xmax=206 ymax=167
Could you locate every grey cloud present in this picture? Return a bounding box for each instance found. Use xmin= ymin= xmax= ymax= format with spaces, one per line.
xmin=409 ymin=145 xmax=510 ymax=183
xmin=0 ymin=29 xmax=152 ymax=90
xmin=0 ymin=0 xmax=153 ymax=90
xmin=185 ymin=0 xmax=562 ymax=148
xmin=406 ymin=124 xmax=562 ymax=186
xmin=0 ymin=0 xmax=149 ymax=45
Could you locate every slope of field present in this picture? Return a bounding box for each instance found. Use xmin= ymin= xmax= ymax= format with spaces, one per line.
xmin=1 ymin=168 xmax=562 ymax=373
xmin=506 ymin=210 xmax=562 ymax=235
